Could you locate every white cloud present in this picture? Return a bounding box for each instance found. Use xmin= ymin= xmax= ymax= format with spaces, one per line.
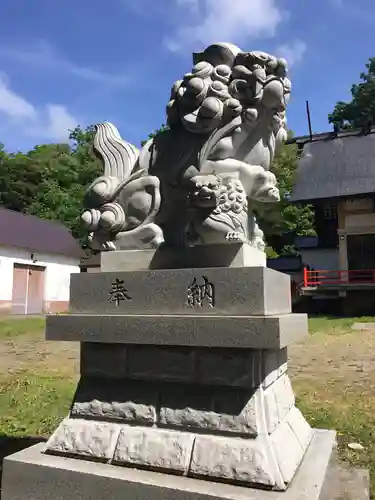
xmin=37 ymin=105 xmax=79 ymax=141
xmin=0 ymin=74 xmax=37 ymax=119
xmin=0 ymin=74 xmax=79 ymax=143
xmin=275 ymin=39 xmax=307 ymax=68
xmin=164 ymin=0 xmax=285 ymax=52
xmin=0 ymin=40 xmax=128 ymax=87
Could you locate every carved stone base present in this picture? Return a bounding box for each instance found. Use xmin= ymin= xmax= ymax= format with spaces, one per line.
xmin=41 ymin=345 xmax=313 ymax=491
xmin=45 ymin=408 xmax=311 ymax=491
xmin=2 ymin=430 xmax=337 ymax=500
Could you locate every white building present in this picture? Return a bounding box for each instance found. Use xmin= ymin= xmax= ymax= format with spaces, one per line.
xmin=0 ymin=208 xmax=82 ymax=315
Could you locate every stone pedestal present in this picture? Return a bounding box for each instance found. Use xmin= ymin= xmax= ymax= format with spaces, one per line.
xmin=1 ymin=252 xmax=339 ymax=499
xmin=100 ymin=243 xmax=267 ymax=271
xmin=2 ymin=431 xmax=337 ymax=500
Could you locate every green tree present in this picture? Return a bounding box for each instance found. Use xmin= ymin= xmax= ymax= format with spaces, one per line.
xmin=0 ymin=125 xmax=100 ymax=245
xmin=26 ymin=127 xmax=102 ymax=242
xmin=254 ymin=140 xmax=315 ymax=255
xmin=140 ymin=124 xmax=169 ymax=147
xmin=329 ymin=57 xmax=375 ymax=129
xmin=0 ymin=148 xmax=43 ymax=212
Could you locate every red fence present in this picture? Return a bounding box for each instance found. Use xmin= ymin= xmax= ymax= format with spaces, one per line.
xmin=303 ymin=268 xmax=375 ymax=287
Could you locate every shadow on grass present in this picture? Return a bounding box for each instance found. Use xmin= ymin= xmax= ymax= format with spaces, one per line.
xmin=0 ymin=435 xmax=47 ymax=489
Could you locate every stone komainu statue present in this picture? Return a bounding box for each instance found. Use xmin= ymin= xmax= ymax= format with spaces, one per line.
xmin=81 ymin=42 xmax=291 ymax=251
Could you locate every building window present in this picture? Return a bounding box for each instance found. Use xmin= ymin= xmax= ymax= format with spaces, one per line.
xmin=323 ymin=203 xmax=338 ymax=220
xmin=314 ymin=204 xmax=339 ymax=249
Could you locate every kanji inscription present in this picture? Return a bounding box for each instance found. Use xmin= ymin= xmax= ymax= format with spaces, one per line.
xmin=187 ymin=276 xmax=215 ymax=308
xmin=108 ymin=278 xmax=131 ymax=306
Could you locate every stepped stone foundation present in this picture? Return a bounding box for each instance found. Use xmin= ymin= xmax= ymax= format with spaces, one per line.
xmin=1 ymin=247 xmax=366 ymax=499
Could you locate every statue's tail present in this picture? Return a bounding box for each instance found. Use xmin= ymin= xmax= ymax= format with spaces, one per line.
xmin=83 ymin=121 xmax=164 ymax=251
xmin=94 ymin=122 xmax=139 ymax=179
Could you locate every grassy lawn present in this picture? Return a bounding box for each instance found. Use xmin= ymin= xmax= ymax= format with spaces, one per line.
xmin=0 ymin=317 xmax=46 ymax=339
xmin=0 ymin=317 xmax=78 ymax=436
xmin=308 ymin=314 xmax=375 ymax=334
xmin=0 ymin=375 xmax=75 ymax=436
xmin=0 ymin=315 xmax=374 ymax=494
xmin=294 ymin=379 xmax=375 ymax=486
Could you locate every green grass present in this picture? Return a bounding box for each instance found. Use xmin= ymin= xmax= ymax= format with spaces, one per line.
xmin=0 ymin=375 xmax=76 ymax=436
xmin=0 ymin=317 xmax=46 ymax=339
xmin=308 ymin=315 xmax=375 ymax=334
xmin=295 ymin=384 xmax=375 ymax=494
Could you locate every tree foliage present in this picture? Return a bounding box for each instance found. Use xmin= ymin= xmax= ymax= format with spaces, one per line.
xmin=329 ymin=57 xmax=375 ymax=129
xmin=140 ymin=124 xmax=169 ymax=147
xmin=0 ymin=126 xmax=101 ymax=243
xmin=255 ymin=140 xmax=315 ymax=254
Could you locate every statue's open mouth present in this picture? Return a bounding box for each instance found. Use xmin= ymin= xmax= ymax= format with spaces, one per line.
xmin=190 ymin=192 xmax=217 ymax=208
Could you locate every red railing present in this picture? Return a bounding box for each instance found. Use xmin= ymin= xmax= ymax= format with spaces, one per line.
xmin=303 ymin=268 xmax=375 ymax=287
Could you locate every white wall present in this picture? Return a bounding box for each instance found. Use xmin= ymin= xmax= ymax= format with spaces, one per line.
xmin=299 ymin=248 xmax=339 ymax=271
xmin=0 ymin=245 xmax=80 ymax=302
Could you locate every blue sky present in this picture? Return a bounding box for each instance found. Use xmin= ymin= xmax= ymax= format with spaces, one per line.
xmin=0 ymin=0 xmax=374 ymax=152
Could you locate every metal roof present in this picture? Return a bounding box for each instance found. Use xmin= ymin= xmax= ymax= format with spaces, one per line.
xmin=286 ymin=127 xmax=375 ymax=146
xmin=290 ymin=132 xmax=375 ymax=202
xmin=0 ymin=208 xmax=83 ymax=258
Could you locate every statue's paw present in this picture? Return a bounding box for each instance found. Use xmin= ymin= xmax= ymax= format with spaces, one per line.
xmin=267 ymin=171 xmax=277 ymax=186
xmin=267 ymin=186 xmax=280 ymax=202
xmin=252 ymin=238 xmax=266 ymax=252
xmin=255 ymin=186 xmax=280 ymax=203
xmin=85 ymin=176 xmax=121 ymax=208
xmin=104 ymin=240 xmax=117 ymax=251
xmin=139 ymin=223 xmax=165 ymax=248
xmin=89 ymin=234 xmax=116 ymax=251
xmin=225 ymin=231 xmax=243 ymax=242
xmin=116 ymin=222 xmax=164 ymax=250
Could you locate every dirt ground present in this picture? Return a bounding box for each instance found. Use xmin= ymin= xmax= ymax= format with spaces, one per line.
xmin=289 ymin=328 xmax=375 ymax=393
xmin=0 ymin=335 xmax=79 ymax=379
xmin=1 ymin=327 xmax=375 ymax=389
